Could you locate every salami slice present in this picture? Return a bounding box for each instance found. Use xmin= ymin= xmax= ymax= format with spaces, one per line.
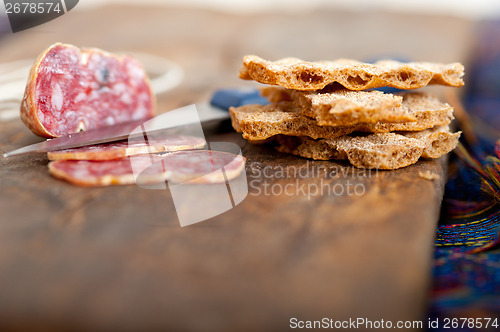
xmin=47 ymin=135 xmax=205 ymax=161
xmin=139 ymin=150 xmax=246 ymax=184
xmin=21 ymin=43 xmax=155 ymax=138
xmin=49 ymin=157 xmax=159 ymax=187
xmin=49 ymin=151 xmax=246 ymax=186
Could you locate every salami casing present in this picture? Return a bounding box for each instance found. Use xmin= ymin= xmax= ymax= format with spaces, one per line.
xmin=21 ymin=43 xmax=155 ymax=138
xmin=49 ymin=151 xmax=246 ymax=186
xmin=47 ymin=135 xmax=205 ymax=161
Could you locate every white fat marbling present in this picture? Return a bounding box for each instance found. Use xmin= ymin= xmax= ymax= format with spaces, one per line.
xmin=105 ymin=116 xmax=115 ymax=126
xmin=74 ymin=92 xmax=86 ymax=103
xmin=80 ymin=53 xmax=90 ymax=65
xmin=51 ymin=83 xmax=64 ymax=112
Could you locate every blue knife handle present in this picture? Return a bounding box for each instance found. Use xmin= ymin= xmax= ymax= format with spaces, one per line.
xmin=210 ymin=88 xmax=269 ymax=111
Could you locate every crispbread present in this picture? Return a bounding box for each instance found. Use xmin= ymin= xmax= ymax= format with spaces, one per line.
xmin=240 ymin=55 xmax=464 ymax=91
xmin=229 ymin=93 xmax=454 ymax=140
xmin=275 ymin=126 xmax=461 ymax=170
xmin=230 ymin=102 xmax=355 ymax=140
xmin=261 ymin=86 xmax=413 ymax=126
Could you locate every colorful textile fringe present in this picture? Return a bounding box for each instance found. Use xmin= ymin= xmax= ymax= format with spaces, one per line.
xmin=430 ymin=141 xmax=500 ymax=319
xmin=429 ymin=18 xmax=500 ymax=323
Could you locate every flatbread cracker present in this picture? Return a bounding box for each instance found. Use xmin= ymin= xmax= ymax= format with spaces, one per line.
xmin=229 ymin=93 xmax=454 ymax=140
xmin=230 ymin=101 xmax=355 ymax=140
xmin=261 ymin=86 xmax=413 ymax=126
xmin=275 ymin=126 xmax=460 ymax=170
xmin=240 ymin=55 xmax=464 ymax=91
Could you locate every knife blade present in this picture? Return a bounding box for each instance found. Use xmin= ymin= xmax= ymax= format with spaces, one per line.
xmin=3 ymin=88 xmax=268 ymax=158
xmin=3 ymin=103 xmax=229 ymax=158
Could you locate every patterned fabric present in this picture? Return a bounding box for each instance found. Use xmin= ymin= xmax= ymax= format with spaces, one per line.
xmin=429 ymin=18 xmax=500 ymax=322
xmin=430 ymin=143 xmax=500 ymax=321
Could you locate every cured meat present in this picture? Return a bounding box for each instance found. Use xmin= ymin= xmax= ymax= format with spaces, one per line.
xmin=143 ymin=150 xmax=246 ymax=184
xmin=47 ymin=135 xmax=206 ymax=161
xmin=49 ymin=157 xmax=157 ymax=187
xmin=21 ymin=43 xmax=155 ymax=138
xmin=49 ymin=151 xmax=246 ymax=186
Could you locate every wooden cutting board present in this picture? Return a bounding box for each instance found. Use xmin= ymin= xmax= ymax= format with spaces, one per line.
xmin=0 ymin=5 xmax=472 ymax=330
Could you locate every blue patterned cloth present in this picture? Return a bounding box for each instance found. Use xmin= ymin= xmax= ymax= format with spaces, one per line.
xmin=428 ymin=19 xmax=500 ymax=326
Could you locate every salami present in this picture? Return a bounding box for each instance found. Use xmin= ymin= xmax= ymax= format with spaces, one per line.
xmin=49 ymin=157 xmax=160 ymax=187
xmin=47 ymin=135 xmax=205 ymax=161
xmin=139 ymin=150 xmax=246 ymax=184
xmin=21 ymin=43 xmax=155 ymax=138
xmin=49 ymin=151 xmax=246 ymax=186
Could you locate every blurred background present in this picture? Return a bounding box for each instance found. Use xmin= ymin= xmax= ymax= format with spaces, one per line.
xmin=0 ymin=0 xmax=484 ymax=109
xmin=79 ymin=0 xmax=500 ymax=18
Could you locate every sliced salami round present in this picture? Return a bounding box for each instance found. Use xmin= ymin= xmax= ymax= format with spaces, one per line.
xmin=48 ymin=157 xmax=161 ymax=187
xmin=47 ymin=135 xmax=205 ymax=161
xmin=138 ymin=150 xmax=246 ymax=184
xmin=21 ymin=43 xmax=155 ymax=138
xmin=49 ymin=151 xmax=246 ymax=186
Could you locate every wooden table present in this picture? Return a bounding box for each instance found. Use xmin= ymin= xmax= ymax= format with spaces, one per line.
xmin=0 ymin=5 xmax=472 ymax=331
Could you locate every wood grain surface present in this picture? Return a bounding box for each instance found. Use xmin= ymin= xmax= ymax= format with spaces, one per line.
xmin=0 ymin=5 xmax=472 ymax=331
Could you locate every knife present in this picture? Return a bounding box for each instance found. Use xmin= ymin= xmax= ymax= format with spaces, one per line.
xmin=3 ymin=88 xmax=268 ymax=158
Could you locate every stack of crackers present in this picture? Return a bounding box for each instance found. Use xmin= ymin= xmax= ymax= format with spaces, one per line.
xmin=229 ymin=55 xmax=464 ymax=170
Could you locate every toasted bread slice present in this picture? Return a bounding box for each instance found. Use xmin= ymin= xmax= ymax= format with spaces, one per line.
xmin=229 ymin=93 xmax=453 ymax=140
xmin=240 ymin=55 xmax=464 ymax=91
xmin=275 ymin=125 xmax=460 ymax=170
xmin=262 ymin=87 xmax=413 ymax=126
